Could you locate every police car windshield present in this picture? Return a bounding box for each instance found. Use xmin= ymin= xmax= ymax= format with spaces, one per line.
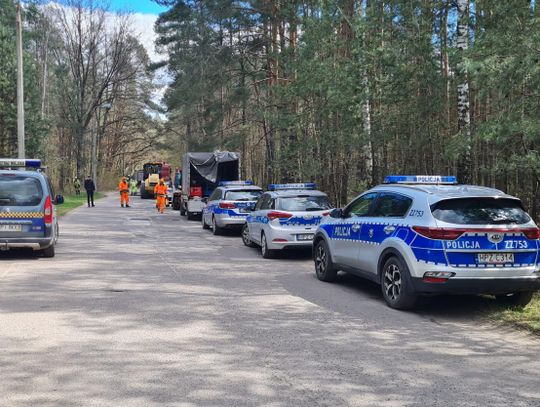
xmin=278 ymin=195 xmax=332 ymax=212
xmin=431 ymin=198 xmax=531 ymax=225
xmin=0 ymin=175 xmax=43 ymax=206
xmin=225 ymin=190 xmax=262 ymax=201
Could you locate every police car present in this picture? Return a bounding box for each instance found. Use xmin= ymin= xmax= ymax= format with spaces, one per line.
xmin=0 ymin=159 xmax=64 ymax=257
xmin=313 ymin=175 xmax=540 ymax=310
xmin=242 ymin=183 xmax=333 ymax=258
xmin=202 ymin=181 xmax=263 ymax=235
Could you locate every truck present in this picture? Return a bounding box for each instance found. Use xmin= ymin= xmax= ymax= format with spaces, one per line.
xmin=140 ymin=162 xmax=171 ymax=199
xmin=180 ymin=152 xmax=240 ymax=220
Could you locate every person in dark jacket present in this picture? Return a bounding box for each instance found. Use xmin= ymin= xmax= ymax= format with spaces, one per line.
xmin=84 ymin=175 xmax=96 ymax=207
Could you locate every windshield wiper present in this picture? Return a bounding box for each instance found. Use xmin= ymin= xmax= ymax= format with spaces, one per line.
xmin=305 ymin=207 xmax=325 ymax=211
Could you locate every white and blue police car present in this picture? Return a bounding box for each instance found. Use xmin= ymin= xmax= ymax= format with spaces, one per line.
xmin=313 ymin=175 xmax=540 ymax=309
xmin=202 ymin=181 xmax=263 ymax=235
xmin=0 ymin=159 xmax=64 ymax=257
xmin=242 ymin=183 xmax=333 ymax=258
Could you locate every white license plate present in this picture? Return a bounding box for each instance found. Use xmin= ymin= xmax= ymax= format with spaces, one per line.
xmin=0 ymin=224 xmax=22 ymax=232
xmin=477 ymin=253 xmax=514 ymax=264
xmin=297 ymin=234 xmax=314 ymax=241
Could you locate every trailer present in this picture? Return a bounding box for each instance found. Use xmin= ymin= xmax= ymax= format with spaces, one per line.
xmin=180 ymin=152 xmax=240 ymax=220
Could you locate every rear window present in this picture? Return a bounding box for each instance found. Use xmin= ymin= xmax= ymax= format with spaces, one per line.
xmin=277 ymin=195 xmax=332 ymax=212
xmin=431 ymin=198 xmax=531 ymax=225
xmin=0 ymin=175 xmax=43 ymax=206
xmin=224 ymin=190 xmax=263 ymax=201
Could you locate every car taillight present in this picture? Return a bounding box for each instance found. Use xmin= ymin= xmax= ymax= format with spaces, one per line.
xmin=522 ymin=227 xmax=540 ymax=240
xmin=44 ymin=195 xmax=53 ymax=225
xmin=412 ymin=226 xmax=464 ymax=240
xmin=219 ymin=202 xmax=236 ymax=209
xmin=322 ymin=211 xmax=330 ymax=216
xmin=267 ymin=211 xmax=293 ymax=221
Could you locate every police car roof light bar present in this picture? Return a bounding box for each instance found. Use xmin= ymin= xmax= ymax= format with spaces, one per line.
xmin=218 ymin=180 xmax=254 ymax=186
xmin=384 ymin=175 xmax=457 ymax=185
xmin=0 ymin=159 xmax=42 ymax=169
xmin=268 ymin=183 xmax=317 ymax=191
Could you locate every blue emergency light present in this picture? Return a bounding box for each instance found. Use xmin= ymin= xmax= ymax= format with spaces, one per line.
xmin=268 ymin=183 xmax=317 ymax=191
xmin=384 ymin=175 xmax=457 ymax=185
xmin=218 ymin=180 xmax=254 ymax=187
xmin=0 ymin=159 xmax=42 ymax=169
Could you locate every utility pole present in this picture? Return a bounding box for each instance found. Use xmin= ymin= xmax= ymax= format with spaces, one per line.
xmin=16 ymin=1 xmax=25 ymax=159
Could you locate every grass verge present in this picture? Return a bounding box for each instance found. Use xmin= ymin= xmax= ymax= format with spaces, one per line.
xmin=487 ymin=293 xmax=540 ymax=335
xmin=57 ymin=192 xmax=104 ymax=217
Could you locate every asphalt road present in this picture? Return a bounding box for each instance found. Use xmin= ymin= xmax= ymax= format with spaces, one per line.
xmin=1 ymin=194 xmax=539 ymax=407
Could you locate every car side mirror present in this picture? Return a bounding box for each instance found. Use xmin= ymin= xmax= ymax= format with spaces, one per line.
xmin=55 ymin=194 xmax=64 ymax=205
xmin=330 ymin=208 xmax=343 ymax=218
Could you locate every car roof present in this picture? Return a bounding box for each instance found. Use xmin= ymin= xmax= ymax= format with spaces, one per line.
xmin=220 ymin=185 xmax=262 ymax=192
xmin=269 ymin=189 xmax=327 ymax=198
xmin=370 ymin=184 xmax=517 ymax=203
xmin=0 ymin=169 xmax=45 ymax=179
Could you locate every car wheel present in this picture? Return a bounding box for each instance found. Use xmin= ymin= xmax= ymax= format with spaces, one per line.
xmin=40 ymin=244 xmax=55 ymax=258
xmin=212 ymin=217 xmax=222 ymax=235
xmin=202 ymin=215 xmax=210 ymax=230
xmin=380 ymin=256 xmax=417 ymax=310
xmin=261 ymin=233 xmax=276 ymax=259
xmin=314 ymin=239 xmax=337 ymax=282
xmin=495 ymin=291 xmax=534 ymax=308
xmin=180 ymin=203 xmax=186 ymax=216
xmin=242 ymin=224 xmax=256 ymax=248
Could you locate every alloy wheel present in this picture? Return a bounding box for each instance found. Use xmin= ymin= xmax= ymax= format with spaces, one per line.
xmin=315 ymin=244 xmax=327 ymax=275
xmin=383 ymin=263 xmax=402 ymax=301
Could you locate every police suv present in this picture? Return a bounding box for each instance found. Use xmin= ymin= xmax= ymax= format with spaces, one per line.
xmin=202 ymin=181 xmax=263 ymax=235
xmin=0 ymin=159 xmax=64 ymax=257
xmin=313 ymin=175 xmax=540 ymax=309
xmin=242 ymin=183 xmax=333 ymax=258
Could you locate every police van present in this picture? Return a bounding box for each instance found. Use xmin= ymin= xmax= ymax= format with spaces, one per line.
xmin=0 ymin=159 xmax=64 ymax=257
xmin=313 ymin=175 xmax=540 ymax=309
xmin=202 ymin=181 xmax=263 ymax=235
xmin=242 ymin=183 xmax=333 ymax=258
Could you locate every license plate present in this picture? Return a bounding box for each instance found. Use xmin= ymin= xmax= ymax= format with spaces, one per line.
xmin=297 ymin=234 xmax=314 ymax=241
xmin=477 ymin=253 xmax=514 ymax=264
xmin=0 ymin=224 xmax=22 ymax=232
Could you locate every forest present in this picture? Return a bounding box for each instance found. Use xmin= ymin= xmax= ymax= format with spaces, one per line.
xmin=154 ymin=0 xmax=540 ymax=218
xmin=0 ymin=0 xmax=539 ymax=218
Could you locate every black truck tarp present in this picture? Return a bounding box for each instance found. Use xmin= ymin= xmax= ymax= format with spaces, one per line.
xmin=183 ymin=152 xmax=240 ymax=196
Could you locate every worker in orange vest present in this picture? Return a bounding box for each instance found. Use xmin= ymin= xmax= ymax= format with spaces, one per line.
xmin=154 ymin=178 xmax=168 ymax=214
xmin=118 ymin=176 xmax=130 ymax=208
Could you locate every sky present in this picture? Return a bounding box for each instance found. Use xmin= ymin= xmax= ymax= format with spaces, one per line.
xmin=107 ymin=0 xmax=168 ymax=15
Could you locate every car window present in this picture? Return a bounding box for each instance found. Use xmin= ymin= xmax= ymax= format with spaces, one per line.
xmin=431 ymin=198 xmax=531 ymax=225
xmin=277 ymin=195 xmax=332 ymax=212
xmin=224 ymin=190 xmax=263 ymax=201
xmin=254 ymin=194 xmax=267 ymax=211
xmin=345 ymin=193 xmax=378 ymax=217
xmin=259 ymin=194 xmax=272 ymax=210
xmin=0 ymin=175 xmax=43 ymax=206
xmin=209 ymin=189 xmax=221 ymax=201
xmin=371 ymin=193 xmax=412 ymax=218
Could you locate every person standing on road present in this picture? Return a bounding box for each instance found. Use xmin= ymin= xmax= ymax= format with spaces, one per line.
xmin=84 ymin=175 xmax=96 ymax=207
xmin=73 ymin=178 xmax=81 ymax=196
xmin=129 ymin=178 xmax=138 ymax=196
xmin=153 ymin=178 xmax=168 ymax=214
xmin=119 ymin=176 xmax=130 ymax=208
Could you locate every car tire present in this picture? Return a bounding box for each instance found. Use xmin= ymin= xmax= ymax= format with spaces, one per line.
xmin=380 ymin=256 xmax=417 ymax=310
xmin=180 ymin=204 xmax=186 ymax=216
xmin=495 ymin=291 xmax=534 ymax=308
xmin=261 ymin=233 xmax=276 ymax=259
xmin=241 ymin=224 xmax=256 ymax=248
xmin=40 ymin=244 xmax=55 ymax=258
xmin=202 ymin=215 xmax=210 ymax=229
xmin=314 ymin=239 xmax=337 ymax=282
xmin=212 ymin=217 xmax=222 ymax=235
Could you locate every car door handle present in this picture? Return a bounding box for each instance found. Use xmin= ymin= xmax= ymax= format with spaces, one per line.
xmin=383 ymin=226 xmax=395 ymax=235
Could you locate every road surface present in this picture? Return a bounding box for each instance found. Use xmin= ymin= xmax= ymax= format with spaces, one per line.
xmin=0 ymin=194 xmax=539 ymax=406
